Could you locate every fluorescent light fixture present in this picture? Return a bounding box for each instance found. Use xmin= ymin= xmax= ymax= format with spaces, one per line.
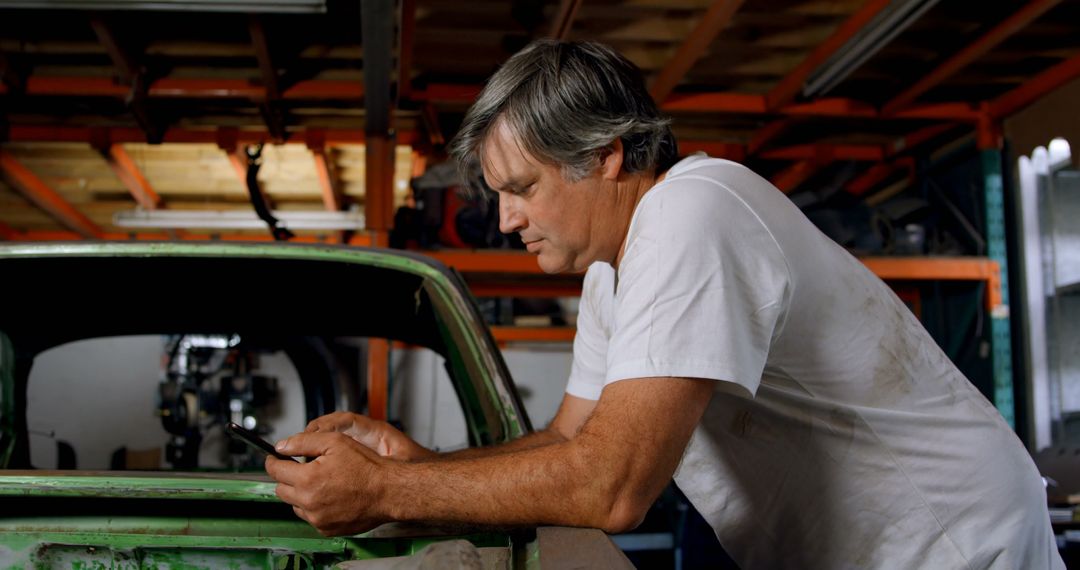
xmin=113 ymin=208 xmax=365 ymax=230
xmin=802 ymin=0 xmax=941 ymax=98
xmin=0 ymin=0 xmax=325 ymax=13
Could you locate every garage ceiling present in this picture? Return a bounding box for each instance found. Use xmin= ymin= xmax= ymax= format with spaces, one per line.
xmin=1 ymin=0 xmax=1078 ymax=240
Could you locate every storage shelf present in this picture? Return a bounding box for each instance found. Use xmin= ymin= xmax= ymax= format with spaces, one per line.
xmin=420 ymin=250 xmax=1003 ymax=310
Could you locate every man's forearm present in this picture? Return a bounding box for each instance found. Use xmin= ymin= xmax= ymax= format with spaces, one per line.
xmin=425 ymin=428 xmax=567 ymax=461
xmin=379 ymin=435 xmax=624 ymax=532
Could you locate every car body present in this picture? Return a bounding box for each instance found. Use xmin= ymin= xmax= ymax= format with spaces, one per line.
xmin=0 ymin=241 xmax=631 ymax=569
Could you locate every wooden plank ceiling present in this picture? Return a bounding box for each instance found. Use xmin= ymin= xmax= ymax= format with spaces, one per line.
xmin=0 ymin=0 xmax=1079 ymax=240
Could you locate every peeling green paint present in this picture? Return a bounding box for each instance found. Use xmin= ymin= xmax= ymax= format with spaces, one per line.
xmin=0 ymin=473 xmax=278 ymax=501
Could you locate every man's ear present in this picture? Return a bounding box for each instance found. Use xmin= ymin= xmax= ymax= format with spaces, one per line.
xmin=599 ymin=138 xmax=624 ymax=181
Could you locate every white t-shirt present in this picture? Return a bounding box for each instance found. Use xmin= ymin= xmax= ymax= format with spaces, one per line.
xmin=567 ymin=154 xmax=1062 ymax=569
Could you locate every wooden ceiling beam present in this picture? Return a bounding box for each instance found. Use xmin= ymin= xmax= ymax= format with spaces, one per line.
xmin=0 ymin=150 xmax=103 ymax=239
xmin=6 ymin=77 xmax=363 ymax=99
xmin=548 ymin=0 xmax=584 ymax=40
xmin=881 ymin=0 xmax=1063 ymax=116
xmin=7 ymin=126 xmax=421 ymax=146
xmin=766 ymin=0 xmax=891 ymax=110
xmin=649 ymin=0 xmax=745 ymax=103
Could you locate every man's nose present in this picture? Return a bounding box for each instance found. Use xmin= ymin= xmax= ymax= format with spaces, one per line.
xmin=498 ymin=194 xmax=526 ymax=235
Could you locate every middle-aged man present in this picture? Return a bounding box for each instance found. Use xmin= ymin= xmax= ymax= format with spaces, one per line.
xmin=267 ymin=40 xmax=1062 ymax=568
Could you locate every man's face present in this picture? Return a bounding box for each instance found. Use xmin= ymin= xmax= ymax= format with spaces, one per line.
xmin=480 ymin=121 xmax=616 ymax=274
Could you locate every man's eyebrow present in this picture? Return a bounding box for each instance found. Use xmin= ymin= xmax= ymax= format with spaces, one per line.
xmin=491 ymin=177 xmax=529 ymax=192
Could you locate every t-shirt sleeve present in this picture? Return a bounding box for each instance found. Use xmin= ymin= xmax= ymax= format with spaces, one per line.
xmin=605 ymin=176 xmax=791 ymax=397
xmin=565 ymin=264 xmax=611 ymax=401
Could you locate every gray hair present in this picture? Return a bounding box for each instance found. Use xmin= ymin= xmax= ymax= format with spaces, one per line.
xmin=450 ymin=40 xmax=678 ymax=194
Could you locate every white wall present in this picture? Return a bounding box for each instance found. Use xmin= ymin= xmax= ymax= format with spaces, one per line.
xmin=26 ymin=336 xmax=573 ymax=468
xmin=27 ymin=335 xmax=306 ymax=470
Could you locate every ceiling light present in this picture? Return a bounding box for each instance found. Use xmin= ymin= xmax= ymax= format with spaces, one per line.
xmin=113 ymin=208 xmax=364 ymax=231
xmin=0 ymin=0 xmax=325 ymax=13
xmin=802 ymin=0 xmax=941 ymax=98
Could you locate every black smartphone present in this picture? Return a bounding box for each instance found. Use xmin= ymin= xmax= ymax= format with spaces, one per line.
xmin=226 ymin=422 xmax=299 ymax=463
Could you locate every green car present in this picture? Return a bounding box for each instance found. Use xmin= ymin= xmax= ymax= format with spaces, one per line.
xmin=0 ymin=242 xmax=631 ymax=569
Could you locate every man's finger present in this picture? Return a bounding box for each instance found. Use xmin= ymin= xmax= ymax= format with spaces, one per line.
xmin=274 ymin=479 xmax=303 ymax=505
xmin=265 ymin=454 xmax=311 ymax=486
xmin=274 ymin=431 xmax=350 ymax=457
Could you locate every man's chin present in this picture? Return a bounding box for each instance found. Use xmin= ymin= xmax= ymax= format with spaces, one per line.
xmin=536 ymin=254 xmax=572 ymax=275
xmin=536 ymin=253 xmax=589 ymax=275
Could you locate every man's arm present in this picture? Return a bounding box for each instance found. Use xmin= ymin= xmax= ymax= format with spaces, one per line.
xmin=432 ymin=393 xmax=597 ymax=460
xmin=302 ymin=394 xmax=597 ymax=462
xmin=266 ymin=377 xmax=713 ymax=536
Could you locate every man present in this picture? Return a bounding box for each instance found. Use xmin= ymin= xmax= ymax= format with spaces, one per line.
xmin=267 ymin=40 xmax=1062 ymax=568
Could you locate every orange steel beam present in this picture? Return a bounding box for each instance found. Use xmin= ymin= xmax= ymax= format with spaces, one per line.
xmin=104 ymin=144 xmax=163 ymax=210
xmin=861 ymin=256 xmax=1002 ymax=311
xmin=845 ymin=158 xmax=913 ymax=196
xmin=988 ymin=51 xmax=1080 ymax=119
xmin=397 ymin=0 xmax=416 ymax=98
xmin=660 ymin=93 xmax=979 ymax=120
xmin=766 ymin=0 xmax=891 ymax=110
xmin=248 ymin=16 xmax=280 ymax=101
xmin=15 ymin=77 xmax=363 ymax=99
xmin=662 ymin=92 xmax=767 ymax=113
xmin=8 ymin=125 xmax=420 ymax=146
xmin=422 ymin=250 xmax=549 ymax=274
xmin=421 ymin=102 xmax=445 ymax=147
xmin=90 ymin=16 xmax=139 ymax=84
xmin=781 ymin=98 xmax=876 ymax=118
xmin=649 ymin=0 xmax=746 ymax=103
xmin=490 ymin=326 xmax=576 ymax=343
xmin=548 ymin=0 xmax=583 ymax=40
xmin=366 ymin=338 xmax=389 ymax=421
xmin=770 ymin=159 xmax=822 ymax=194
xmin=886 ymin=123 xmax=957 ymax=157
xmin=411 ymin=83 xmax=483 ymax=102
xmin=0 ymin=150 xmax=103 ymax=239
xmin=881 ymin=0 xmax=1062 ymax=116
xmin=759 ymin=144 xmax=883 ymax=162
xmin=469 ymin=283 xmax=583 ymax=298
xmin=411 ymin=150 xmax=427 ymax=178
xmin=0 ymin=221 xmax=20 ymax=240
xmin=747 ymin=118 xmax=796 ymax=156
xmin=11 ymin=230 xmax=372 ymax=245
xmin=678 ymin=140 xmax=746 ymax=161
xmin=312 ymin=148 xmax=342 ymax=212
xmin=365 ymin=134 xmax=396 ymax=242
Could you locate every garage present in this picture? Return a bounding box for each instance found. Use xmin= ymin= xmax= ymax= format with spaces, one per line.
xmin=1 ymin=0 xmax=1078 ymax=568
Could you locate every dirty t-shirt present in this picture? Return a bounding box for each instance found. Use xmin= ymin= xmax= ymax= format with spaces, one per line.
xmin=566 ymin=154 xmax=1062 ymax=569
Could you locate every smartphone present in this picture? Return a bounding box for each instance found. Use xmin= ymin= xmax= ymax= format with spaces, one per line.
xmin=226 ymin=422 xmax=299 ymax=463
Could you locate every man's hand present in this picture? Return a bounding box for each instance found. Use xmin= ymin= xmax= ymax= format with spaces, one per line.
xmin=266 ymin=431 xmax=396 ymax=536
xmin=304 ymin=412 xmax=436 ymax=462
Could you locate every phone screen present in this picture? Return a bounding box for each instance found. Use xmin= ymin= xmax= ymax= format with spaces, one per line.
xmin=226 ymin=422 xmax=299 ymax=463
